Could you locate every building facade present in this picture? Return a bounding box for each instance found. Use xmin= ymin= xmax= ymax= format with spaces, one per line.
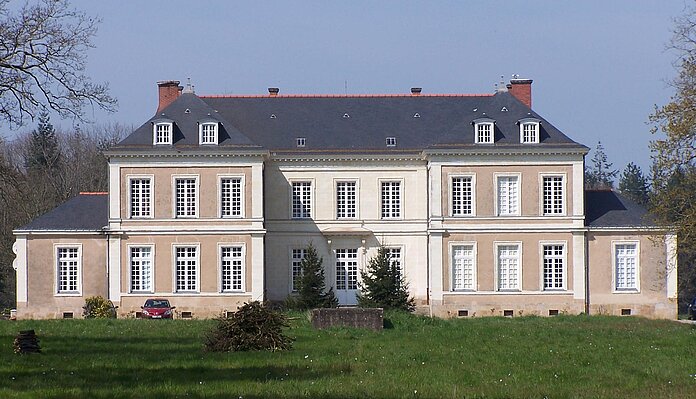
xmin=12 ymin=78 xmax=678 ymax=319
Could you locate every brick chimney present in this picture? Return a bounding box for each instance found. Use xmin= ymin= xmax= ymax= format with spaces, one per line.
xmin=506 ymin=78 xmax=533 ymax=108
xmin=157 ymin=80 xmax=182 ymax=113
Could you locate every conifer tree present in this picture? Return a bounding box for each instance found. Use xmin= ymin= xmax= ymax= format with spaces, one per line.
xmin=585 ymin=141 xmax=618 ymax=189
xmin=358 ymin=246 xmax=414 ymax=311
xmin=26 ymin=111 xmax=61 ymax=170
xmin=294 ymin=243 xmax=337 ymax=309
xmin=618 ymin=162 xmax=650 ymax=205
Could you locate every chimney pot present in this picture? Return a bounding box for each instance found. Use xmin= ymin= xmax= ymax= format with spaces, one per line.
xmin=508 ymin=78 xmax=533 ymax=108
xmin=268 ymin=87 xmax=279 ymax=96
xmin=156 ymin=80 xmax=181 ymax=114
xmin=411 ymin=87 xmax=422 ymax=96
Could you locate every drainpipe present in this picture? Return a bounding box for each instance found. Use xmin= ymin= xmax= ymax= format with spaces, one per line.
xmin=426 ymin=159 xmax=432 ymax=317
xmin=585 ymin=230 xmax=590 ymax=315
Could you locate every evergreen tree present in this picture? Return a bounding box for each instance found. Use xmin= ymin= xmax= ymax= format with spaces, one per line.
xmin=358 ymin=246 xmax=415 ymax=311
xmin=293 ymin=243 xmax=337 ymax=309
xmin=585 ymin=141 xmax=618 ymax=189
xmin=618 ymin=162 xmax=650 ymax=205
xmin=26 ymin=112 xmax=61 ymax=170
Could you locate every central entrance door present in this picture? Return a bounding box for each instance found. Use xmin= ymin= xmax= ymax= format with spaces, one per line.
xmin=335 ymin=248 xmax=358 ymax=305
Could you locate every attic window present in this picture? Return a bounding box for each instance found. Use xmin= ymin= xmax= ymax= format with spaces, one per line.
xmin=413 ymin=113 xmax=421 ymax=118
xmin=386 ymin=137 xmax=397 ymax=147
xmin=270 ymin=114 xmax=277 ymax=119
xmin=343 ymin=113 xmax=350 ymax=118
xmin=501 ymin=107 xmax=508 ymax=112
xmin=474 ymin=121 xmax=494 ymax=144
xmin=153 ymin=122 xmax=173 ymax=145
xmin=199 ymin=122 xmax=218 ymax=145
xmin=296 ymin=137 xmax=306 ymax=148
xmin=518 ymin=118 xmax=541 ymax=144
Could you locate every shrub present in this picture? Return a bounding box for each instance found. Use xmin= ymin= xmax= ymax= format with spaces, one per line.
xmin=288 ymin=243 xmax=338 ymax=310
xmin=358 ymin=246 xmax=415 ymax=311
xmin=204 ymin=301 xmax=293 ymax=352
xmin=82 ymin=296 xmax=117 ymax=319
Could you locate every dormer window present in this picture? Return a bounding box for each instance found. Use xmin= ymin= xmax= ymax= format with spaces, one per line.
xmin=199 ymin=122 xmax=218 ymax=145
xmin=386 ymin=137 xmax=397 ymax=147
xmin=153 ymin=122 xmax=173 ymax=145
xmin=296 ymin=137 xmax=306 ymax=147
xmin=473 ymin=118 xmax=495 ymax=144
xmin=518 ymin=118 xmax=541 ymax=144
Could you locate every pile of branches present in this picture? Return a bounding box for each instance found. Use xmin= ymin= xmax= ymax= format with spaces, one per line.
xmin=204 ymin=301 xmax=293 ymax=352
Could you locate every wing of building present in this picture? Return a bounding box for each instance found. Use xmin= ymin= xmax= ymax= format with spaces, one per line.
xmin=12 ymin=79 xmax=678 ymax=319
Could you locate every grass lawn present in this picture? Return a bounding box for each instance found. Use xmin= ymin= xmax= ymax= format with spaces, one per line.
xmin=1 ymin=312 xmax=695 ymax=398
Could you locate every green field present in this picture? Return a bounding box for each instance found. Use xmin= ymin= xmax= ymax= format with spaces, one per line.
xmin=1 ymin=313 xmax=695 ymax=398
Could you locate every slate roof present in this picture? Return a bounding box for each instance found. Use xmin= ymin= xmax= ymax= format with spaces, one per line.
xmin=16 ymin=193 xmax=108 ymax=231
xmin=585 ymin=190 xmax=655 ymax=228
xmin=111 ymin=91 xmax=587 ymax=153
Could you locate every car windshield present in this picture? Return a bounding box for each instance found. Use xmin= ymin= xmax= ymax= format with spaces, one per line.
xmin=144 ymin=299 xmax=170 ymax=308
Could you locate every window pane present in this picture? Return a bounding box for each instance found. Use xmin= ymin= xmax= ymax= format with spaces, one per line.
xmin=130 ymin=247 xmax=152 ymax=292
xmin=336 ymin=182 xmax=356 ymax=219
xmin=292 ymin=182 xmax=312 ymax=218
xmin=290 ymin=249 xmax=306 ymax=292
xmin=221 ymin=178 xmax=242 ymax=217
xmin=57 ymin=247 xmax=79 ymax=293
xmin=615 ymin=244 xmax=638 ymax=290
xmin=175 ymin=247 xmax=198 ymax=292
xmin=451 ymin=176 xmax=473 ymax=216
xmin=130 ymin=178 xmax=151 ymax=218
xmin=381 ymin=181 xmax=401 ymax=219
xmin=543 ymin=176 xmax=564 ymax=215
xmin=497 ymin=176 xmax=519 ymax=215
xmin=176 ymin=178 xmax=197 ymax=217
xmin=452 ymin=245 xmax=475 ymax=290
xmin=497 ymin=245 xmax=520 ymax=290
xmin=543 ymin=244 xmax=564 ymax=290
xmin=221 ymin=246 xmax=243 ymax=292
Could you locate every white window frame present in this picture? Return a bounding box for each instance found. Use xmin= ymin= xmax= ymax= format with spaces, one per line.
xmin=127 ymin=175 xmax=154 ymax=219
xmin=172 ymin=244 xmax=200 ymax=293
xmin=379 ymin=179 xmax=403 ymax=220
xmin=335 ymin=179 xmax=359 ymax=219
xmin=386 ymin=137 xmax=397 ymax=147
xmin=450 ymin=242 xmax=477 ymax=292
xmin=540 ymin=173 xmax=566 ymax=216
xmin=495 ymin=173 xmax=521 ymax=217
xmin=128 ymin=245 xmax=155 ymax=294
xmin=612 ymin=241 xmax=640 ymax=293
xmin=54 ymin=244 xmax=82 ymax=296
xmin=173 ymin=175 xmax=199 ymax=218
xmin=290 ymin=179 xmax=314 ymax=219
xmin=296 ymin=137 xmax=306 ymax=148
xmin=335 ymin=248 xmax=359 ymax=291
xmin=384 ymin=246 xmax=404 ymax=276
xmin=520 ymin=122 xmax=540 ymax=144
xmin=218 ymin=175 xmax=245 ymax=219
xmin=449 ymin=174 xmax=476 ymax=217
xmin=153 ymin=122 xmax=173 ymax=145
xmin=495 ymin=242 xmax=522 ymax=292
xmin=199 ymin=122 xmax=219 ymax=145
xmin=289 ymin=247 xmax=307 ymax=293
xmin=218 ymin=243 xmax=246 ymax=293
xmin=540 ymin=241 xmax=566 ymax=291
xmin=474 ymin=122 xmax=494 ymax=144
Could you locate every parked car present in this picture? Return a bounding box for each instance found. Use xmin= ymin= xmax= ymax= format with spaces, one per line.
xmin=141 ymin=298 xmax=175 ymax=319
xmin=688 ymin=297 xmax=696 ymax=320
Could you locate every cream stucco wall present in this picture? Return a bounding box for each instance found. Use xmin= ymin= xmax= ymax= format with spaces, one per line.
xmin=16 ymin=234 xmax=107 ymax=319
xmin=587 ymin=231 xmax=676 ymax=319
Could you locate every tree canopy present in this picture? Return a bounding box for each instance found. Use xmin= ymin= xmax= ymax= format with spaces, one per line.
xmin=585 ymin=141 xmax=618 ymax=189
xmin=0 ymin=0 xmax=116 ymax=127
xmin=618 ymin=162 xmax=650 ymax=205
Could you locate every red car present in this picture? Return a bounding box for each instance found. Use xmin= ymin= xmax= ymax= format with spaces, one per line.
xmin=141 ymin=298 xmax=175 ymax=319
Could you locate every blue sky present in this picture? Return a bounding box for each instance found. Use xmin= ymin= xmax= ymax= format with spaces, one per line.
xmin=4 ymin=1 xmax=689 ymax=173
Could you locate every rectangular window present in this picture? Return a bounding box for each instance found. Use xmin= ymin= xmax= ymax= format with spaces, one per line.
xmin=476 ymin=123 xmax=493 ymax=143
xmin=497 ymin=244 xmax=520 ymax=290
xmin=220 ymin=177 xmax=242 ymax=218
xmin=57 ymin=247 xmax=80 ymax=293
xmin=129 ymin=178 xmax=152 ymax=218
xmin=542 ymin=244 xmax=565 ymax=290
xmin=175 ymin=246 xmax=198 ymax=292
xmin=290 ymin=248 xmax=306 ymax=292
xmin=522 ymin=123 xmax=538 ymax=143
xmin=154 ymin=123 xmax=172 ymax=145
xmin=130 ymin=246 xmax=153 ymax=292
xmin=175 ymin=178 xmax=197 ymax=217
xmin=452 ymin=245 xmax=475 ymax=291
xmin=385 ymin=247 xmax=402 ymax=275
xmin=336 ymin=181 xmax=357 ymax=219
xmin=386 ymin=137 xmax=397 ymax=147
xmin=296 ymin=137 xmax=306 ymax=147
xmin=615 ymin=243 xmax=638 ymax=291
xmin=497 ymin=176 xmax=519 ymax=216
xmin=200 ymin=123 xmax=217 ymax=144
xmin=221 ymin=246 xmax=244 ymax=292
xmin=335 ymin=248 xmax=358 ymax=290
xmin=292 ymin=181 xmax=312 ymax=219
xmin=381 ymin=181 xmax=401 ymax=219
xmin=451 ymin=176 xmax=473 ymax=216
xmin=543 ymin=176 xmax=564 ymax=215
